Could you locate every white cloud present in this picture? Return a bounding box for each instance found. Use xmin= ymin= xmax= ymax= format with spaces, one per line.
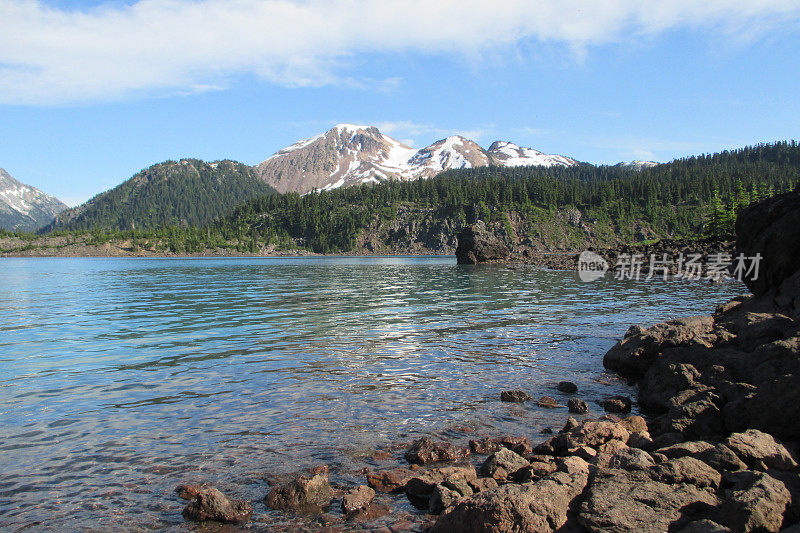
xmin=1 ymin=0 xmax=798 ymax=104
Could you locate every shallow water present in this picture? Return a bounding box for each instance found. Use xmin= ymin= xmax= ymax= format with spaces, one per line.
xmin=0 ymin=256 xmax=742 ymax=530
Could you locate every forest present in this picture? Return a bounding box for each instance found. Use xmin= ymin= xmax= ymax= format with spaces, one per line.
xmin=23 ymin=141 xmax=800 ymax=255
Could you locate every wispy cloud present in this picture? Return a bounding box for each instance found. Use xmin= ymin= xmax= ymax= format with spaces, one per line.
xmin=1 ymin=0 xmax=799 ymax=105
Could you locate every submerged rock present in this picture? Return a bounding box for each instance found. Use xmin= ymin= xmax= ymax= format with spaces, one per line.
xmin=567 ymin=398 xmax=589 ymax=414
xmin=180 ymin=485 xmax=252 ymax=524
xmin=405 ymin=436 xmax=470 ymax=465
xmin=341 ymin=485 xmax=375 ymax=514
xmin=557 ymin=381 xmax=578 ymax=393
xmin=500 ymin=390 xmax=531 ymax=403
xmin=265 ymin=469 xmax=334 ymax=513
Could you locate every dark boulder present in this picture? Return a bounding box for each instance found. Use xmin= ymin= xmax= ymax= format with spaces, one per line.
xmin=568 ymin=398 xmax=589 ymax=414
xmin=455 ymin=221 xmax=510 ymax=264
xmin=735 ymin=188 xmax=800 ymax=297
xmin=500 ymin=390 xmax=530 ymax=403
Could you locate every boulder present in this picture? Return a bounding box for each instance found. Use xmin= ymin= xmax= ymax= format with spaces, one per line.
xmin=455 ymin=221 xmax=510 ymax=264
xmin=479 ymin=448 xmax=530 ymax=481
xmin=366 ymin=468 xmax=415 ymax=493
xmin=557 ymin=381 xmax=578 ymax=393
xmin=578 ymin=468 xmax=718 ymax=532
xmin=568 ymin=398 xmax=589 ymax=414
xmin=656 ymin=441 xmax=746 ymax=472
xmin=724 ymin=429 xmax=799 ymax=471
xmin=405 ymin=466 xmax=477 ymax=503
xmin=537 ymin=396 xmax=559 ymax=408
xmin=405 ymin=436 xmax=470 ymax=465
xmin=265 ymin=470 xmax=334 ymax=513
xmin=735 ymin=188 xmax=800 ymax=297
xmin=341 ymin=485 xmax=375 ymax=514
xmin=181 ymin=485 xmax=252 ymax=524
xmin=600 ymin=396 xmax=632 ymax=414
xmin=500 ymin=390 xmax=531 ymax=403
xmin=648 ymin=457 xmax=722 ymax=490
xmin=712 ymin=471 xmax=791 ymax=533
xmin=432 ymin=457 xmax=590 ymax=533
xmin=469 ymin=435 xmax=532 ymax=456
xmin=607 ymin=448 xmax=656 ymax=471
xmin=551 ymin=419 xmax=631 ymax=453
xmin=603 ymin=316 xmax=717 ymax=379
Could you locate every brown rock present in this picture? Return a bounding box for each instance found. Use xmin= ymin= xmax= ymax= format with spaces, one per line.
xmin=725 ymin=429 xmax=798 ymax=471
xmin=432 ymin=457 xmax=590 ymax=533
xmin=182 ymin=485 xmax=252 ymax=524
xmin=366 ymin=468 xmax=415 ymax=493
xmin=265 ymin=471 xmax=334 ymax=513
xmin=537 ymin=396 xmax=559 ymax=408
xmin=712 ymin=471 xmax=791 ymax=533
xmin=600 ymin=395 xmax=632 ymax=413
xmin=578 ymin=468 xmax=718 ymax=532
xmin=341 ymin=485 xmax=375 ymax=514
xmin=568 ymin=398 xmax=589 ymax=414
xmin=405 ymin=437 xmax=470 ymax=465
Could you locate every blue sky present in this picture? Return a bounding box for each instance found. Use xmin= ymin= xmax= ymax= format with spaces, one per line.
xmin=1 ymin=1 xmax=799 ymax=206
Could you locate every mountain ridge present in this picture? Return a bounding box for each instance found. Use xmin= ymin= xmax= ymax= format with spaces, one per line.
xmin=256 ymin=124 xmax=579 ymax=194
xmin=0 ymin=167 xmax=68 ymax=231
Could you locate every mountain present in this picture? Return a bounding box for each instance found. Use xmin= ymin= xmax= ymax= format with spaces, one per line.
xmin=487 ymin=141 xmax=578 ymax=167
xmin=0 ymin=167 xmax=68 ymax=231
xmin=617 ymin=160 xmax=659 ymax=171
xmin=256 ymin=124 xmax=578 ymax=194
xmin=46 ymin=159 xmax=276 ymax=232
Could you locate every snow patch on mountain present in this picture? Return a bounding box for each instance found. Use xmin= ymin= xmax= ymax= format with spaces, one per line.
xmin=256 ymin=124 xmax=580 ymax=194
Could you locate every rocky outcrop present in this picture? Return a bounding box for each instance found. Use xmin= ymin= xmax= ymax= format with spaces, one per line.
xmin=431 ymin=457 xmax=590 ymax=533
xmin=455 ymin=221 xmax=510 ymax=264
xmin=736 ymin=189 xmax=800 ymax=297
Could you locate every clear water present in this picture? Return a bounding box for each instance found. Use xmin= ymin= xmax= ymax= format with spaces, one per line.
xmin=0 ymin=257 xmax=742 ymax=530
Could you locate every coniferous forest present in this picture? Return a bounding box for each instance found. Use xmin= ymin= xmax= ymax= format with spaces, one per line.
xmin=6 ymin=141 xmax=798 ymax=255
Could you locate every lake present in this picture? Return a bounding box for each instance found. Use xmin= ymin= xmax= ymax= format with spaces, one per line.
xmin=0 ymin=256 xmax=742 ymax=530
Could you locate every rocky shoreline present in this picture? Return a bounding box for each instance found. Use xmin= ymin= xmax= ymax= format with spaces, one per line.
xmin=165 ymin=190 xmax=800 ymax=532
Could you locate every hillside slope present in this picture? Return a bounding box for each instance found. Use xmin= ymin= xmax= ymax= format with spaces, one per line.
xmin=47 ymin=159 xmax=276 ymax=232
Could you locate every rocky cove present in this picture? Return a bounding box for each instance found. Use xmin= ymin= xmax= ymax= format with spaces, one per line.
xmin=165 ymin=190 xmax=800 ymax=532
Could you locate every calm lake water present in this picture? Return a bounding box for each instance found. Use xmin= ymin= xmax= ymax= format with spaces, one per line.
xmin=0 ymin=256 xmax=742 ymax=530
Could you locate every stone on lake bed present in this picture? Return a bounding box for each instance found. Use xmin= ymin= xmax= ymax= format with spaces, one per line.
xmin=599 ymin=395 xmax=632 ymax=413
xmin=341 ymin=485 xmax=375 ymax=514
xmin=180 ymin=484 xmax=252 ymax=524
xmin=537 ymin=396 xmax=559 ymax=408
xmin=264 ymin=469 xmax=334 ymax=513
xmin=500 ymin=390 xmax=531 ymax=403
xmin=568 ymin=398 xmax=589 ymax=414
xmin=557 ymin=381 xmax=578 ymax=393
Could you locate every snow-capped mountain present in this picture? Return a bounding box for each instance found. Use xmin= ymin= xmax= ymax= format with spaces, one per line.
xmin=487 ymin=141 xmax=577 ymax=168
xmin=257 ymin=124 xmax=578 ymax=194
xmin=0 ymin=167 xmax=68 ymax=231
xmin=617 ymin=160 xmax=659 ymax=171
